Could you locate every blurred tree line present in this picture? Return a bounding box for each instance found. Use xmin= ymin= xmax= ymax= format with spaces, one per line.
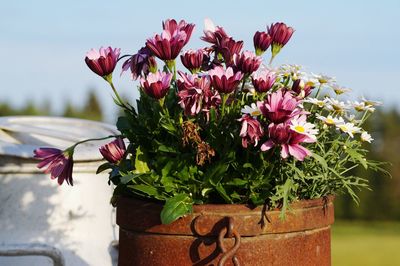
xmin=0 ymin=90 xmax=398 ymax=220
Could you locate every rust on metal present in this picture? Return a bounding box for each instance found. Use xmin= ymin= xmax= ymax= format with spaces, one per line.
xmin=117 ymin=196 xmax=335 ymax=266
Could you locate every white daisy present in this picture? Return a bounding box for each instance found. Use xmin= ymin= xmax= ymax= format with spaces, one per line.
xmin=290 ymin=118 xmax=319 ymax=140
xmin=337 ymin=122 xmax=362 ymax=138
xmin=303 ymin=98 xmax=326 ymax=108
xmin=299 ymin=72 xmax=319 ymax=87
xmin=350 ymin=101 xmax=375 ymax=113
xmin=361 ymin=131 xmax=373 ymax=143
xmin=331 ymin=84 xmax=351 ymax=95
xmin=316 ymin=114 xmax=345 ymax=126
xmin=311 ymin=73 xmax=336 ymax=86
xmin=278 ymin=64 xmax=302 ymax=78
xmin=241 ymin=103 xmax=262 ymax=117
xmin=346 ymin=114 xmax=361 ymax=124
xmin=361 ymin=97 xmax=382 ymax=107
xmin=325 ymin=98 xmax=349 ymax=113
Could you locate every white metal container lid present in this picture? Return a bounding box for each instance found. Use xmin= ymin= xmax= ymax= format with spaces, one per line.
xmin=0 ymin=116 xmax=120 ymax=172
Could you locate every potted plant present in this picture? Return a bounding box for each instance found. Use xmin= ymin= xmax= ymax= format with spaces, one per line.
xmin=34 ymin=18 xmax=387 ymax=266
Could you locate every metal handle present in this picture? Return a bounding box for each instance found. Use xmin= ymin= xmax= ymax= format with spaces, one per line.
xmin=217 ymin=217 xmax=241 ymax=266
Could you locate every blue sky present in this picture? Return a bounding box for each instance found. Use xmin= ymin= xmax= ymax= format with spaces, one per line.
xmin=1 ymin=0 xmax=400 ymax=122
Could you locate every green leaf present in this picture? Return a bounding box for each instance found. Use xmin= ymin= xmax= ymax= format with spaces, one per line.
xmin=311 ymin=152 xmax=328 ymax=170
xmin=133 ymin=146 xmax=150 ymax=174
xmin=215 ymin=183 xmax=233 ymax=203
xmin=128 ymin=184 xmax=161 ymax=198
xmin=346 ymin=149 xmax=368 ymax=169
xmin=96 ymin=162 xmax=112 ymax=174
xmin=120 ymin=173 xmax=145 ymax=184
xmin=160 ymin=194 xmax=193 ymax=224
xmin=226 ymin=178 xmax=247 ymax=186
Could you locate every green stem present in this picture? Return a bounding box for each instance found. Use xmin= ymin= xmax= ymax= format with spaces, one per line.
xmin=70 ymin=135 xmax=122 ymax=150
xmin=105 ymin=77 xmax=126 ymax=108
xmin=221 ymin=94 xmax=229 ymax=117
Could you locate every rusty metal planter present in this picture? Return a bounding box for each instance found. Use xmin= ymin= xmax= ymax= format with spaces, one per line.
xmin=117 ymin=196 xmax=334 ymax=266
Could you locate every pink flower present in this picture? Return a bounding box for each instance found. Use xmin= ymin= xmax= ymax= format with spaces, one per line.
xmin=177 ymin=72 xmax=221 ymax=118
xmin=180 ymin=49 xmax=205 ymax=73
xmin=239 ymin=115 xmax=264 ymax=148
xmin=34 ymin=148 xmax=74 ymax=185
xmin=140 ymin=71 xmax=173 ymax=99
xmin=163 ymin=19 xmax=195 ymax=46
xmin=251 ymin=69 xmax=276 ymax=93
xmin=253 ymin=31 xmax=272 ymax=55
xmin=257 ymin=90 xmax=300 ymax=123
xmin=261 ymin=123 xmax=314 ymax=161
xmin=99 ymin=138 xmax=126 ymax=163
xmin=208 ymin=66 xmax=243 ymax=94
xmin=267 ymin=22 xmax=294 ymax=47
xmin=85 ymin=46 xmax=120 ymax=77
xmin=121 ymin=47 xmax=157 ymax=80
xmin=233 ymin=51 xmax=262 ymax=75
xmin=146 ymin=30 xmax=188 ymax=61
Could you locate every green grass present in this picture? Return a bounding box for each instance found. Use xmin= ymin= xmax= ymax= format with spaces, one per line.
xmin=332 ymin=221 xmax=400 ymax=266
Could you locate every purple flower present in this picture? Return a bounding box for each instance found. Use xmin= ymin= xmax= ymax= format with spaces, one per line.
xmin=121 ymin=47 xmax=157 ymax=80
xmin=201 ymin=18 xmax=229 ymax=45
xmin=253 ymin=31 xmax=272 ymax=56
xmin=261 ymin=122 xmax=314 ymax=161
xmin=99 ymin=138 xmax=126 ymax=163
xmin=34 ymin=148 xmax=74 ymax=186
xmin=140 ymin=71 xmax=173 ymax=99
xmin=238 ymin=115 xmax=264 ymax=148
xmin=251 ymin=69 xmax=276 ymax=93
xmin=208 ymin=66 xmax=243 ymax=94
xmin=233 ymin=51 xmax=262 ymax=75
xmin=291 ymin=79 xmax=314 ymax=99
xmin=257 ymin=89 xmax=301 ymax=123
xmin=218 ymin=37 xmax=243 ymax=65
xmin=85 ymin=46 xmax=120 ymax=77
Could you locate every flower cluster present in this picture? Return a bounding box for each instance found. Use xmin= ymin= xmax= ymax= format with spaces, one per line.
xmin=34 ymin=18 xmax=385 ymax=226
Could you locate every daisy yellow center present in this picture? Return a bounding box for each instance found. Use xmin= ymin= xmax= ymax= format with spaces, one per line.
xmin=317 ymin=101 xmax=324 ymax=107
xmin=294 ymin=125 xmax=305 ymax=133
xmin=325 ymin=118 xmax=334 ymax=125
xmin=339 ymin=125 xmax=347 ymax=131
xmin=251 ymin=110 xmax=261 ymax=116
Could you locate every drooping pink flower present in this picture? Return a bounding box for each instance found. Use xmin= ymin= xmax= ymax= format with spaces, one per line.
xmin=260 ymin=122 xmax=314 ymax=161
xmin=99 ymin=138 xmax=126 ymax=163
xmin=253 ymin=31 xmax=272 ymax=55
xmin=121 ymin=47 xmax=157 ymax=80
xmin=34 ymin=148 xmax=74 ymax=185
xmin=251 ymin=69 xmax=276 ymax=93
xmin=208 ymin=66 xmax=243 ymax=94
xmin=177 ymin=72 xmax=221 ymax=118
xmin=180 ymin=49 xmax=205 ymax=73
xmin=162 ymin=19 xmax=195 ymax=46
xmin=267 ymin=22 xmax=294 ymax=47
xmin=85 ymin=46 xmax=120 ymax=78
xmin=140 ymin=71 xmax=173 ymax=99
xmin=238 ymin=115 xmax=264 ymax=148
xmin=233 ymin=51 xmax=262 ymax=75
xmin=257 ymin=89 xmax=300 ymax=123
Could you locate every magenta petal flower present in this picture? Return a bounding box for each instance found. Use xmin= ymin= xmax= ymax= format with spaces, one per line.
xmin=267 ymin=22 xmax=295 ymax=47
xmin=251 ymin=69 xmax=276 ymax=93
xmin=253 ymin=31 xmax=272 ymax=55
xmin=208 ymin=66 xmax=243 ymax=94
xmin=201 ymin=18 xmax=229 ymax=45
xmin=291 ymin=79 xmax=314 ymax=98
xmin=34 ymin=148 xmax=74 ymax=186
xmin=163 ymin=19 xmax=195 ymax=45
xmin=219 ymin=37 xmax=243 ymax=65
xmin=99 ymin=138 xmax=126 ymax=163
xmin=238 ymin=115 xmax=264 ymax=148
xmin=260 ymin=123 xmax=312 ymax=161
xmin=177 ymin=72 xmax=221 ymax=118
xmin=257 ymin=89 xmax=300 ymax=123
xmin=146 ymin=30 xmax=187 ymax=61
xmin=233 ymin=51 xmax=262 ymax=75
xmin=140 ymin=71 xmax=173 ymax=99
xmin=121 ymin=47 xmax=157 ymax=80
xmin=85 ymin=46 xmax=121 ymax=77
xmin=180 ymin=49 xmax=205 ymax=73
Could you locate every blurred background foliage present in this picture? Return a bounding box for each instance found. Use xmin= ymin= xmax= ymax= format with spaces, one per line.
xmin=0 ymin=89 xmax=398 ymax=221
